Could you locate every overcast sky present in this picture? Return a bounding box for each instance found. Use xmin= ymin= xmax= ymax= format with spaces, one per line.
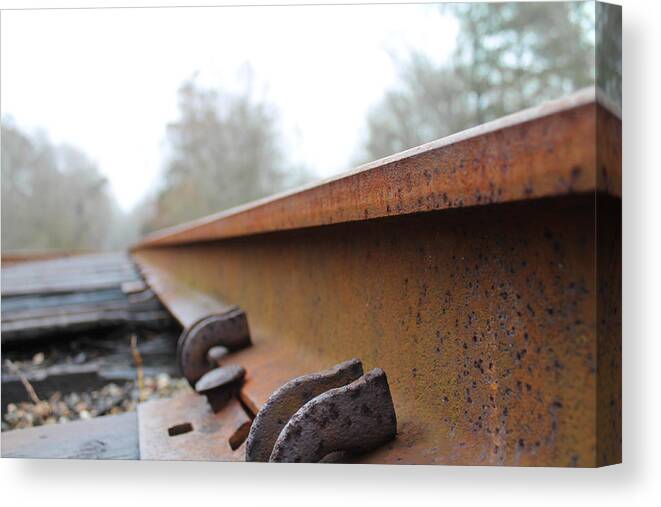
xmin=1 ymin=4 xmax=458 ymax=211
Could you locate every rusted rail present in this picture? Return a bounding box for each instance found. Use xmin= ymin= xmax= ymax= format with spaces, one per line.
xmin=132 ymin=88 xmax=621 ymax=467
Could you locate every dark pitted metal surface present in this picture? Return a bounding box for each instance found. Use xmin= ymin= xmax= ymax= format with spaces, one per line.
xmin=132 ymin=90 xmax=621 ymax=466
xmin=246 ymin=358 xmax=364 ymax=462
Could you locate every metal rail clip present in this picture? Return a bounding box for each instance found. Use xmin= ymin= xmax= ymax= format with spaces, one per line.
xmin=177 ymin=307 xmax=251 ymax=386
xmin=246 ymin=359 xmax=397 ymax=463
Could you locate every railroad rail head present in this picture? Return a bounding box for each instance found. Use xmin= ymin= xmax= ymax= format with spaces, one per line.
xmin=132 ymin=88 xmax=621 ymax=466
xmin=133 ymin=87 xmax=619 ymax=250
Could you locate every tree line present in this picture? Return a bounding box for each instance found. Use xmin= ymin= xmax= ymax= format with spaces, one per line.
xmin=1 ymin=123 xmax=130 ymax=251
xmin=1 ymin=2 xmax=619 ymax=252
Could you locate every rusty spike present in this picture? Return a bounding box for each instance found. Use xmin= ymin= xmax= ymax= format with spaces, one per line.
xmin=269 ymin=368 xmax=397 ymax=463
xmin=195 ymin=364 xmax=246 ymax=413
xmin=179 ymin=308 xmax=251 ymax=385
xmin=245 ymin=358 xmax=364 ymax=462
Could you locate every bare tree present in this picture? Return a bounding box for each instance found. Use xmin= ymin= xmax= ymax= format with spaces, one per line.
xmin=141 ymin=75 xmax=309 ymax=233
xmin=358 ymin=2 xmax=596 ymax=163
xmin=1 ymin=120 xmax=123 ymax=251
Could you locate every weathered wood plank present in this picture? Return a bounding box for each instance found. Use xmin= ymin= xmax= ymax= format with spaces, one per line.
xmin=1 ymin=309 xmax=171 ymax=343
xmin=2 ymin=364 xmax=104 ymax=412
xmin=1 ymin=363 xmax=180 ymax=413
xmin=2 ymin=298 xmax=153 ymax=322
xmin=1 ymin=412 xmax=139 ymax=459
xmin=1 ymin=288 xmax=128 ymax=314
xmin=1 ymin=253 xmax=173 ymax=343
xmin=1 ymin=252 xmax=141 ymax=296
xmin=2 ymin=331 xmax=180 ymax=413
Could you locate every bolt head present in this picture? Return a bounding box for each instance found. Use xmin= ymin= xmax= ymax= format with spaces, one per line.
xmin=195 ymin=365 xmax=246 ymax=394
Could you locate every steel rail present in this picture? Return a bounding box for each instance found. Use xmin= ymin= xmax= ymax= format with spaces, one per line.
xmin=135 ymin=87 xmax=620 ymax=250
xmin=132 ymin=88 xmax=621 ymax=466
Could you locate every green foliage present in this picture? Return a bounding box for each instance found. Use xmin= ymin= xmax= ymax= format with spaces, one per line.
xmin=1 ymin=121 xmax=124 ymax=251
xmin=359 ymin=1 xmax=599 ymax=163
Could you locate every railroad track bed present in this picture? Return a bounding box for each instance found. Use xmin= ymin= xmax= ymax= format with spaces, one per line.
xmin=1 ymin=252 xmax=187 ymax=456
xmin=1 ymin=89 xmax=621 ymax=466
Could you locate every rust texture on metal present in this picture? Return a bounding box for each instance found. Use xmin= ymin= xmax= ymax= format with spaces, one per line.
xmin=134 ymin=195 xmax=621 ymax=466
xmin=178 ymin=309 xmax=251 ymax=385
xmin=136 ymin=261 xmax=235 ymax=328
xmin=246 ymin=358 xmax=364 ymax=462
xmin=1 ymin=411 xmax=139 ymax=460
xmin=138 ymin=393 xmax=250 ymax=461
xmin=269 ymin=368 xmax=397 ymax=463
xmin=142 ymin=259 xmax=254 ymax=387
xmin=132 ymin=91 xmax=621 ymax=466
xmin=135 ymin=88 xmax=619 ymax=249
xmin=195 ymin=364 xmax=246 ymax=413
xmin=596 ymin=103 xmax=622 ymax=465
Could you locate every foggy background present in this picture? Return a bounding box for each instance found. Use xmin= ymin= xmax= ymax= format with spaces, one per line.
xmin=1 ymin=2 xmax=620 ymax=252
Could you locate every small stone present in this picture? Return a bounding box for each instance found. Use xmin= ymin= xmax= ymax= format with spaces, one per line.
xmin=107 ymin=383 xmax=122 ymax=397
xmin=73 ymin=352 xmax=87 ymax=364
xmin=33 ymin=401 xmax=51 ymax=419
xmin=66 ymin=393 xmax=80 ymax=406
xmin=156 ymin=373 xmax=170 ymax=390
